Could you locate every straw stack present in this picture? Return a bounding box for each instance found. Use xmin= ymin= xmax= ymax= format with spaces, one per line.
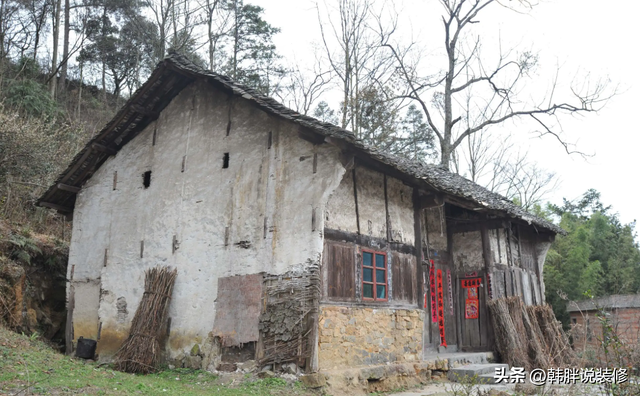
xmin=114 ymin=266 xmax=177 ymax=374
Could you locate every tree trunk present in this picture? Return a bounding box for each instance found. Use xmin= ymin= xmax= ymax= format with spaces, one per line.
xmin=50 ymin=0 xmax=62 ymax=98
xmin=58 ymin=0 xmax=70 ymax=97
xmin=76 ymin=61 xmax=83 ymax=119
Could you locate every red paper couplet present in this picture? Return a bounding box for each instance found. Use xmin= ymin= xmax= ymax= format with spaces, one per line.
xmin=429 ymin=261 xmax=438 ymax=323
xmin=447 ymin=269 xmax=454 ymax=316
xmin=436 ymin=269 xmax=447 ymax=347
xmin=461 ymin=278 xmax=482 ymax=288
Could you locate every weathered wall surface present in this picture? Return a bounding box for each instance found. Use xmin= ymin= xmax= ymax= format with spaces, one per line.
xmin=488 ymin=228 xmax=508 ymax=265
xmin=325 ymin=170 xmax=358 ymax=234
xmin=424 ymin=207 xmax=447 ymax=253
xmin=67 ymin=81 xmax=346 ymax=362
xmin=451 ymin=231 xmax=484 ymax=272
xmin=570 ymin=308 xmax=640 ymax=351
xmin=325 ymin=166 xmax=415 ymax=246
xmin=386 ymin=176 xmax=415 ymax=245
xmin=318 ymin=306 xmax=423 ymax=369
xmin=354 ymin=167 xmax=387 ymax=239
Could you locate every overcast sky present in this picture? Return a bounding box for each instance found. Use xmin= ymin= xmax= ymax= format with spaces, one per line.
xmin=253 ymin=0 xmax=640 ymax=226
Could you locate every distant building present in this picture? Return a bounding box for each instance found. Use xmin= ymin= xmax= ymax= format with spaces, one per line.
xmin=567 ymin=294 xmax=640 ymax=351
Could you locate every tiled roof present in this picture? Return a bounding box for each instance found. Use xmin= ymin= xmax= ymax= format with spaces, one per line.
xmin=38 ymin=52 xmax=563 ymax=235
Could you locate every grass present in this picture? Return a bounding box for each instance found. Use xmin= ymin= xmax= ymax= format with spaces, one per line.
xmin=0 ymin=326 xmax=315 ymax=395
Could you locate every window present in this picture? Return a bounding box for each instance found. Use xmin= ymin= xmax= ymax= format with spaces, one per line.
xmin=222 ymin=153 xmax=229 ymax=168
xmin=143 ymin=171 xmax=151 ymax=188
xmin=362 ymin=250 xmax=387 ymax=301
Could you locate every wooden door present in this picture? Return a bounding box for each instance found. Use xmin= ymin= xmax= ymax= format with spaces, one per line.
xmin=424 ymin=252 xmax=457 ymax=353
xmin=457 ymin=270 xmax=494 ymax=351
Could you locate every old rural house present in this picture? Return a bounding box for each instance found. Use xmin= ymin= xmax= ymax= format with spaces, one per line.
xmin=38 ymin=53 xmax=562 ymax=374
xmin=568 ymin=295 xmax=640 ymax=351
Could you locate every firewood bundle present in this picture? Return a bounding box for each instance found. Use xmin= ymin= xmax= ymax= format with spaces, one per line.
xmin=114 ymin=266 xmax=177 ymax=374
xmin=488 ymin=297 xmax=575 ymax=370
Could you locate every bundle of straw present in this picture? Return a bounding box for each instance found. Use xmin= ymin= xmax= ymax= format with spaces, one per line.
xmin=114 ymin=266 xmax=177 ymax=374
xmin=488 ymin=297 xmax=530 ymax=370
xmin=534 ymin=304 xmax=575 ymax=366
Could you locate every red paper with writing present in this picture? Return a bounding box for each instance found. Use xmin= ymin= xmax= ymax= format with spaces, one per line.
xmin=429 ymin=261 xmax=437 ymax=323
xmin=437 ymin=269 xmax=447 ymax=347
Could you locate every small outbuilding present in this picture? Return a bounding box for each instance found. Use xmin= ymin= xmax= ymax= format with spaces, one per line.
xmin=38 ymin=53 xmax=562 ymax=374
xmin=567 ymin=294 xmax=640 ymax=351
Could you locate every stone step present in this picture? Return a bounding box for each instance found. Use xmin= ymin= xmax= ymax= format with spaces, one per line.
xmin=447 ymin=363 xmax=509 ymax=383
xmin=423 ymin=351 xmax=495 ymax=369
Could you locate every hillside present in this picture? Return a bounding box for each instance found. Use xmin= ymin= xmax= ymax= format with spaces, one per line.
xmin=0 ymin=221 xmax=68 ymax=347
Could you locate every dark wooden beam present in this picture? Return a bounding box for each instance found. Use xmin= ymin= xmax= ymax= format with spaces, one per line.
xmin=91 ymin=143 xmax=118 ymax=156
xmin=419 ymin=193 xmax=444 ymax=209
xmin=39 ymin=202 xmax=73 ymax=213
xmin=324 ymin=228 xmax=416 ymax=255
xmin=449 ymin=219 xmax=508 ymax=234
xmin=131 ymin=104 xmax=159 ymax=120
xmin=57 ymin=183 xmax=80 ymax=193
xmin=58 ymin=148 xmax=93 ymax=185
xmin=298 ymin=129 xmax=325 ymax=145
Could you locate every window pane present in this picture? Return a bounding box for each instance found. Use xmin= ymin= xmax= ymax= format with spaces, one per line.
xmin=375 ymin=254 xmax=385 ymax=268
xmin=363 ymin=267 xmax=373 ymax=282
xmin=363 ymin=283 xmax=373 ymax=298
xmin=376 ymin=269 xmax=385 ymax=283
xmin=363 ymin=252 xmax=373 ymax=267
xmin=376 ymin=285 xmax=386 ymax=299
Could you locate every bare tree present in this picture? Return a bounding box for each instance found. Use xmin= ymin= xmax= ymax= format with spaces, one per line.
xmin=460 ymin=128 xmax=557 ymax=211
xmin=379 ymin=0 xmax=614 ymax=171
xmin=316 ymin=0 xmax=395 ymax=136
xmin=276 ymin=54 xmax=332 ymax=115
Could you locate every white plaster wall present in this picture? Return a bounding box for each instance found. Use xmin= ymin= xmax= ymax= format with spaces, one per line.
xmin=355 ymin=167 xmax=387 ymax=239
xmin=325 ymin=170 xmax=358 ymax=233
xmin=68 ymin=82 xmax=346 ymax=359
xmin=325 ymin=166 xmax=416 ymax=246
xmin=386 ymin=176 xmax=415 ymax=245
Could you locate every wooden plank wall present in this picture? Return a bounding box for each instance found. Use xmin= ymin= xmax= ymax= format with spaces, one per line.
xmin=391 ymin=252 xmax=417 ymax=304
xmin=323 ymin=241 xmax=356 ymax=301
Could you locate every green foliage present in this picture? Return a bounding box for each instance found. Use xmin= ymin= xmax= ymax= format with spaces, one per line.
xmin=217 ymin=0 xmax=286 ymax=96
xmin=544 ymin=190 xmax=640 ymax=327
xmin=445 ymin=373 xmax=490 ymax=396
xmin=6 ymin=232 xmax=41 ymax=265
xmin=4 ymin=80 xmax=61 ymax=119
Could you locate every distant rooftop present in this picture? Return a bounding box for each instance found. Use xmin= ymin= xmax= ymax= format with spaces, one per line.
xmin=566 ymin=294 xmax=640 ymax=312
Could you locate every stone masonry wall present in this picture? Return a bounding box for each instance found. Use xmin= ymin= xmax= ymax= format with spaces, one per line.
xmin=318 ymin=306 xmax=423 ymax=369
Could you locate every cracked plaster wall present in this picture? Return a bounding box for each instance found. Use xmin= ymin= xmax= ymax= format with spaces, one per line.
xmin=67 ymin=81 xmax=346 ymax=361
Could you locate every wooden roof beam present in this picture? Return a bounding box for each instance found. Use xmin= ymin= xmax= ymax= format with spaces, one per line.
xmin=57 ymin=184 xmax=80 ymax=194
xmin=419 ymin=193 xmax=444 ymax=209
xmin=131 ymin=104 xmax=159 ymax=120
xmin=40 ymin=202 xmax=73 ymax=213
xmin=91 ymin=143 xmax=117 ymax=156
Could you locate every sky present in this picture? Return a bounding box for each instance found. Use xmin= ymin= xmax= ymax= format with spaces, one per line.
xmin=252 ymin=0 xmax=640 ymax=226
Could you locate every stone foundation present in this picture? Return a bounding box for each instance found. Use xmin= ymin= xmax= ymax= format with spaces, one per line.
xmin=318 ymin=305 xmax=424 ymax=369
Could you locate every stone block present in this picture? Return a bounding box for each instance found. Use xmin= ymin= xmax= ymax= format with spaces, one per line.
xmin=237 ymin=360 xmax=256 ymax=372
xmin=257 ymin=370 xmax=275 ymax=378
xmin=301 ymin=373 xmax=326 ymax=388
xmin=186 ymin=355 xmax=202 ymax=370
xmin=361 ymin=366 xmax=386 ymax=380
